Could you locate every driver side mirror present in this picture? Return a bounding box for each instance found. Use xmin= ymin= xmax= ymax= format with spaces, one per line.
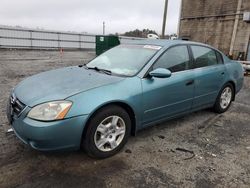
xmin=149 ymin=68 xmax=172 ymax=78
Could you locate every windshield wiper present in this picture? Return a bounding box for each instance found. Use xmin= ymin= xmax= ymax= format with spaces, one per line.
xmin=84 ymin=65 xmax=112 ymax=75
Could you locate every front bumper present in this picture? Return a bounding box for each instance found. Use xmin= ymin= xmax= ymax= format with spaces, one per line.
xmin=9 ymin=107 xmax=88 ymax=151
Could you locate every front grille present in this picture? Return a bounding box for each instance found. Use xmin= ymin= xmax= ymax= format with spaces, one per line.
xmin=9 ymin=93 xmax=26 ymax=117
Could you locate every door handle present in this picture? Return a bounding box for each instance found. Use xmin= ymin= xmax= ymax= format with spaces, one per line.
xmin=186 ymin=80 xmax=194 ymax=86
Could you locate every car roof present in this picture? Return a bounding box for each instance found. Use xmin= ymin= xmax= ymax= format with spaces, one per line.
xmin=123 ymin=39 xmax=212 ymax=48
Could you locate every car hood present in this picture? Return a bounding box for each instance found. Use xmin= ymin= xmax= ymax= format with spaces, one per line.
xmin=14 ymin=66 xmax=124 ymax=107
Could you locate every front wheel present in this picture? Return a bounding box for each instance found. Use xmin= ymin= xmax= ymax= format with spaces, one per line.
xmin=82 ymin=105 xmax=131 ymax=158
xmin=213 ymin=83 xmax=234 ymax=113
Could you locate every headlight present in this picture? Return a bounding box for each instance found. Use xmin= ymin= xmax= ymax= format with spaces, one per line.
xmin=27 ymin=101 xmax=72 ymax=121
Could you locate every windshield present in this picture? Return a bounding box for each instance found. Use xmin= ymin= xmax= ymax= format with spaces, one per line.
xmin=87 ymin=44 xmax=161 ymax=76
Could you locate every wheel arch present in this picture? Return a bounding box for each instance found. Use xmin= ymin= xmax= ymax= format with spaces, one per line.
xmin=81 ymin=101 xmax=137 ymax=143
xmin=226 ymin=80 xmax=236 ymax=101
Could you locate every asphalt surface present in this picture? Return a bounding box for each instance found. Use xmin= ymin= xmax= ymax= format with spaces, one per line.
xmin=0 ymin=49 xmax=249 ymax=188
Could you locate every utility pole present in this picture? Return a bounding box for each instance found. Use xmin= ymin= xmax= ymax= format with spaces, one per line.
xmin=229 ymin=0 xmax=242 ymax=57
xmin=177 ymin=0 xmax=183 ymax=38
xmin=103 ymin=21 xmax=105 ymax=35
xmin=161 ymin=0 xmax=168 ymax=39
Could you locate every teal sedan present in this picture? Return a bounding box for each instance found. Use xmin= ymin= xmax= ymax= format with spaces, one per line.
xmin=7 ymin=40 xmax=244 ymax=158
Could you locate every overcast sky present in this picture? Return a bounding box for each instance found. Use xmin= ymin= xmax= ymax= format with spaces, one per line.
xmin=0 ymin=0 xmax=181 ymax=35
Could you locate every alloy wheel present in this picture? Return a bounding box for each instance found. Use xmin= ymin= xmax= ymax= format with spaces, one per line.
xmin=220 ymin=87 xmax=232 ymax=109
xmin=94 ymin=116 xmax=126 ymax=152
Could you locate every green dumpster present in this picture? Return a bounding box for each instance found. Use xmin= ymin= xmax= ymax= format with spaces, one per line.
xmin=96 ymin=35 xmax=120 ymax=56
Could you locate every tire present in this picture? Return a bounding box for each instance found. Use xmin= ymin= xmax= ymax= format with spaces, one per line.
xmin=82 ymin=105 xmax=131 ymax=158
xmin=213 ymin=83 xmax=234 ymax=113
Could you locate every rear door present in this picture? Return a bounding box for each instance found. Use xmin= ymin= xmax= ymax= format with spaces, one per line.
xmin=190 ymin=45 xmax=226 ymax=109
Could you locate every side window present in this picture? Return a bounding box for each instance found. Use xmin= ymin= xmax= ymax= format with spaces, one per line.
xmin=191 ymin=46 xmax=218 ymax=68
xmin=153 ymin=46 xmax=190 ymax=72
xmin=216 ymin=51 xmax=224 ymax=64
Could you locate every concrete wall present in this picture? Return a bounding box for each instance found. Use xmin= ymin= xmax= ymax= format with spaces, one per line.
xmin=179 ymin=0 xmax=250 ymax=60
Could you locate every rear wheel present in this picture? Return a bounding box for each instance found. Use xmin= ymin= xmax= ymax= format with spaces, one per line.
xmin=213 ymin=83 xmax=234 ymax=113
xmin=82 ymin=105 xmax=131 ymax=158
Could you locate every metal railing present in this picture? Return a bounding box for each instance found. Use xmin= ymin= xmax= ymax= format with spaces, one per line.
xmin=0 ymin=26 xmax=145 ymax=50
xmin=0 ymin=26 xmax=95 ymax=49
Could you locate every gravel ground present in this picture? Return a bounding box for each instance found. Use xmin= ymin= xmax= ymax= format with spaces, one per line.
xmin=0 ymin=49 xmax=249 ymax=188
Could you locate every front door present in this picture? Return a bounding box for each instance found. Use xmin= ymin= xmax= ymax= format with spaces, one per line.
xmin=141 ymin=45 xmax=194 ymax=125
